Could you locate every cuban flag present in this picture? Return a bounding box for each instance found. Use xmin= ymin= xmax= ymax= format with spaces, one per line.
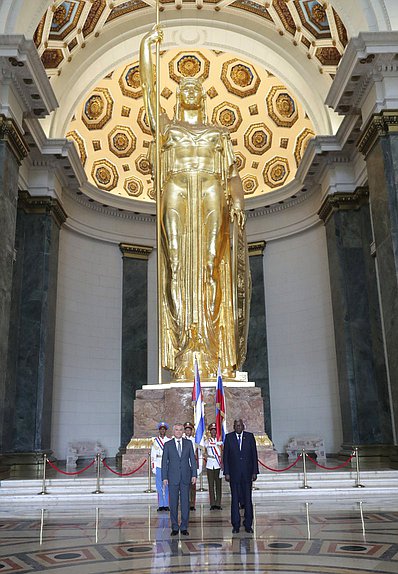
xmin=193 ymin=357 xmax=205 ymax=448
xmin=215 ymin=361 xmax=226 ymax=442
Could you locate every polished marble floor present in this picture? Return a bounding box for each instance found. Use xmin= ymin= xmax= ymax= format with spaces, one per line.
xmin=2 ymin=498 xmax=398 ymax=573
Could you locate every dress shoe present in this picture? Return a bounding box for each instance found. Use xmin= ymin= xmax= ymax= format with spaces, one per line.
xmin=245 ymin=527 xmax=254 ymax=533
xmin=157 ymin=507 xmax=164 ymax=512
xmin=170 ymin=530 xmax=179 ymax=536
xmin=216 ymin=505 xmax=222 ymax=510
xmin=232 ymin=527 xmax=240 ymax=534
xmin=210 ymin=505 xmax=216 ymax=510
xmin=164 ymin=506 xmax=170 ymax=511
xmin=180 ymin=530 xmax=189 ymax=536
xmin=190 ymin=506 xmax=196 ymax=511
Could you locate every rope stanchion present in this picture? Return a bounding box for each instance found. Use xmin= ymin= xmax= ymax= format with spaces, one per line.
xmin=47 ymin=458 xmax=96 ymax=476
xmin=354 ymin=447 xmax=364 ymax=488
xmin=38 ymin=453 xmax=48 ymax=495
xmin=258 ymin=453 xmax=302 ymax=472
xmin=300 ymin=449 xmax=311 ymax=489
xmin=92 ymin=452 xmax=103 ymax=494
xmin=145 ymin=452 xmax=156 ymax=493
xmin=102 ymin=458 xmax=147 ymax=476
xmin=306 ymin=453 xmax=355 ymax=470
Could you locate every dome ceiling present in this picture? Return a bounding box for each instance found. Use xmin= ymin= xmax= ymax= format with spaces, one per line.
xmin=66 ymin=48 xmax=315 ymax=201
xmin=33 ymin=0 xmax=349 ymax=204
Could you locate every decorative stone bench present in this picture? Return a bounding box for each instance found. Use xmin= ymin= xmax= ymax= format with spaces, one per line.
xmin=66 ymin=441 xmax=105 ymax=467
xmin=286 ymin=436 xmax=326 ymax=462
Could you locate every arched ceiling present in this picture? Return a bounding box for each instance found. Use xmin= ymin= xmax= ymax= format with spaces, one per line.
xmin=30 ymin=0 xmax=353 ymax=208
xmin=66 ymin=48 xmax=315 ymax=201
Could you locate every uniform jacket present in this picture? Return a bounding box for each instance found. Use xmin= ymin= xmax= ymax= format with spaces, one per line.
xmin=161 ymin=437 xmax=198 ymax=485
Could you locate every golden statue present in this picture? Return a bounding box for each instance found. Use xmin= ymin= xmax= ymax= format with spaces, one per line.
xmin=140 ymin=27 xmax=251 ymax=381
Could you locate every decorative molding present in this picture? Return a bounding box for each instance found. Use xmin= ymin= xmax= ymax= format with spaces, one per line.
xmin=357 ymin=111 xmax=398 ymax=158
xmin=318 ymin=187 xmax=369 ymax=224
xmin=119 ymin=243 xmax=153 ymax=260
xmin=0 ymin=115 xmax=29 ymax=164
xmin=18 ymin=190 xmax=67 ymax=227
xmin=248 ymin=240 xmax=266 ymax=257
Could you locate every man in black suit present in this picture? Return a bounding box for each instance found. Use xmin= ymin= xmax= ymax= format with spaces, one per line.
xmin=162 ymin=422 xmax=197 ymax=536
xmin=223 ymin=418 xmax=259 ymax=534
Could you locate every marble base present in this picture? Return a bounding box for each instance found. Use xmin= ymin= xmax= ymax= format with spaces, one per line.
xmin=122 ymin=383 xmax=277 ymax=473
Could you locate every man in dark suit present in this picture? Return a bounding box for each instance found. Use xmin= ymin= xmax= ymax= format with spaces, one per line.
xmin=162 ymin=422 xmax=197 ymax=536
xmin=223 ymin=418 xmax=259 ymax=534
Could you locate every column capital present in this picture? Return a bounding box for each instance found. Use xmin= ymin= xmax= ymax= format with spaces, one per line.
xmin=119 ymin=243 xmax=153 ymax=260
xmin=0 ymin=115 xmax=29 ymax=164
xmin=248 ymin=241 xmax=266 ymax=257
xmin=357 ymin=111 xmax=398 ymax=158
xmin=18 ymin=191 xmax=67 ymax=227
xmin=318 ymin=187 xmax=369 ymax=224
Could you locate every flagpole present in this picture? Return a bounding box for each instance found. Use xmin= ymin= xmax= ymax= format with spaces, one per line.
xmin=155 ymin=0 xmax=162 ymax=384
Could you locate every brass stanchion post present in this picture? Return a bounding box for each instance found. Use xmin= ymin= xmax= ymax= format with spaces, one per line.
xmin=300 ymin=450 xmax=311 ymax=489
xmin=145 ymin=452 xmax=156 ymax=493
xmin=353 ymin=447 xmax=364 ymax=488
xmin=92 ymin=452 xmax=103 ymax=494
xmin=38 ymin=453 xmax=48 ymax=495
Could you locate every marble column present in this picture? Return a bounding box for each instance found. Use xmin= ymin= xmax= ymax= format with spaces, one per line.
xmin=243 ymin=241 xmax=271 ymax=438
xmin=319 ymin=188 xmax=393 ymax=454
xmin=0 ymin=116 xmax=29 ymax=454
xmin=4 ymin=191 xmax=66 ymax=455
xmin=119 ymin=244 xmax=153 ymax=453
xmin=357 ymin=112 xmax=398 ymax=447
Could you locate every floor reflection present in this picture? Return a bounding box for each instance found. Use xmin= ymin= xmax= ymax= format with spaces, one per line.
xmin=1 ymin=500 xmax=398 ymax=573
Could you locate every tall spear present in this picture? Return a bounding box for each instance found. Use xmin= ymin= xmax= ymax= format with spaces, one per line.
xmin=155 ymin=0 xmax=162 ymax=384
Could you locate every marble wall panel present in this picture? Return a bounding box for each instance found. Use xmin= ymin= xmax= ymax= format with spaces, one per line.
xmin=325 ymin=202 xmax=392 ymax=446
xmin=367 ymin=135 xmax=398 ymax=441
xmin=0 ymin=142 xmax=19 ymax=452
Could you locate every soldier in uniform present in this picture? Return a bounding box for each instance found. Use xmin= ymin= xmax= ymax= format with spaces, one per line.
xmin=183 ymin=422 xmax=198 ymax=511
xmin=204 ymin=422 xmax=223 ymax=510
xmin=151 ymin=422 xmax=171 ymax=511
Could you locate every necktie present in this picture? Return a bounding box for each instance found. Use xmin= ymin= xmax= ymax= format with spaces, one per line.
xmin=177 ymin=440 xmax=182 ymax=457
xmin=238 ymin=435 xmax=241 ymax=450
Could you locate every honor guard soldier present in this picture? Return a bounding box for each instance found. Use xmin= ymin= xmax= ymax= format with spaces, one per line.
xmin=205 ymin=422 xmax=223 ymax=510
xmin=183 ymin=422 xmax=198 ymax=511
xmin=151 ymin=422 xmax=171 ymax=511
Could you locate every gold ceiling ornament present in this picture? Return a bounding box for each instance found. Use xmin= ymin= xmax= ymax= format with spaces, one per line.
xmin=124 ymin=176 xmax=143 ymax=197
xmin=92 ymin=158 xmax=118 ymax=190
xmin=169 ymin=51 xmax=210 ymax=83
xmin=263 ymin=156 xmax=290 ymax=188
xmin=242 ymin=174 xmax=259 ymax=195
xmin=244 ymin=122 xmax=272 ymax=155
xmin=294 ymin=127 xmax=315 ymax=166
xmin=119 ymin=64 xmax=143 ymax=99
xmin=222 ymin=58 xmax=261 ymax=98
xmin=82 ymin=87 xmax=113 ymax=130
xmin=66 ymin=130 xmax=87 ymax=166
xmin=212 ymin=101 xmax=242 ymax=133
xmin=267 ymin=85 xmax=298 ymax=128
xmin=108 ymin=125 xmax=136 ymax=158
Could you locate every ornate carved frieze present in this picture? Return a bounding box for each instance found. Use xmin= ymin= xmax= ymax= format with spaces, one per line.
xmin=18 ymin=190 xmax=67 ymax=227
xmin=119 ymin=243 xmax=153 ymax=260
xmin=357 ymin=111 xmax=398 ymax=158
xmin=0 ymin=115 xmax=29 ymax=164
xmin=318 ymin=187 xmax=369 ymax=224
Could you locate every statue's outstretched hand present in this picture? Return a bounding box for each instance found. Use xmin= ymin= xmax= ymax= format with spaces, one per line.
xmin=148 ymin=25 xmax=163 ymax=44
xmin=230 ymin=205 xmax=246 ymax=229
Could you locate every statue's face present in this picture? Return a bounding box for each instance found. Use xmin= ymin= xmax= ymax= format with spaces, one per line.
xmin=179 ymin=82 xmax=202 ymax=109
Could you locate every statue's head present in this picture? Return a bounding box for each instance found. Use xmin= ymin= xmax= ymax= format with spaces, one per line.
xmin=175 ymin=77 xmax=207 ymax=122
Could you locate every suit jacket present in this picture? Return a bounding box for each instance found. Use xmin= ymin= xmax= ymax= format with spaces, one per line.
xmin=161 ymin=437 xmax=198 ymax=485
xmin=223 ymin=431 xmax=259 ymax=482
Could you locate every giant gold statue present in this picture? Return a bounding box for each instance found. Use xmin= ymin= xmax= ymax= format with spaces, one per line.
xmin=140 ymin=27 xmax=251 ymax=381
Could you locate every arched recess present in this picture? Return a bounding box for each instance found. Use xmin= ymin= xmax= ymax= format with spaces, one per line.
xmin=42 ymin=12 xmax=337 ymax=141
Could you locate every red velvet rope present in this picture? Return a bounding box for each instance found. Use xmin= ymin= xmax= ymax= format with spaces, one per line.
xmin=306 ymin=452 xmax=355 ymax=470
xmin=46 ymin=457 xmax=96 ymax=475
xmin=102 ymin=458 xmax=147 ymax=476
xmin=259 ymin=453 xmax=302 ymax=472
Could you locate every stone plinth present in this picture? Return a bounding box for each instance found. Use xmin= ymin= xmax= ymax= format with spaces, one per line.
xmin=122 ymin=383 xmax=277 ymax=474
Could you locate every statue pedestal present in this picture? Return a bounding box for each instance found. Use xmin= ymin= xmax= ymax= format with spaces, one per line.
xmin=122 ymin=382 xmax=277 ymax=474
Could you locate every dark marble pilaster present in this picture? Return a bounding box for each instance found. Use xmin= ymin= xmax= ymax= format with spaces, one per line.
xmin=0 ymin=116 xmax=29 ymax=453
xmin=243 ymin=241 xmax=271 ymax=438
xmin=319 ymin=188 xmax=393 ymax=450
xmin=4 ymin=192 xmax=66 ymax=453
xmin=358 ymin=112 xmax=398 ymax=445
xmin=119 ymin=244 xmax=153 ymax=452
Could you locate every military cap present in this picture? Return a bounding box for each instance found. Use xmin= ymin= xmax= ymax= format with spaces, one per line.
xmin=184 ymin=422 xmax=194 ymax=430
xmin=208 ymin=423 xmax=216 ymax=430
xmin=157 ymin=421 xmax=169 ymax=430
